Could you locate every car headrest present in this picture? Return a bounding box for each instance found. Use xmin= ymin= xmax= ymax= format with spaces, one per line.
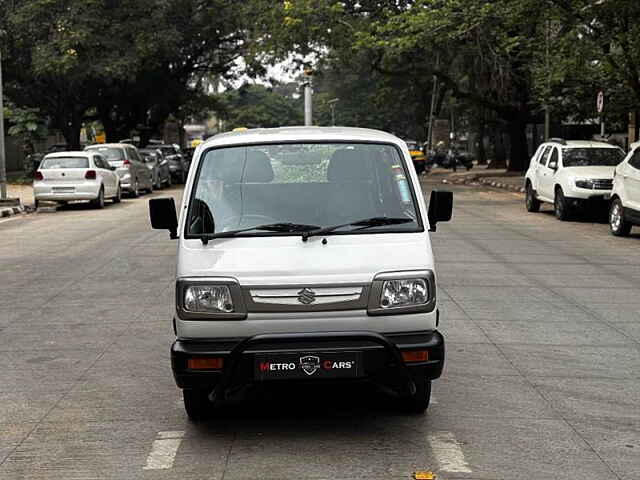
xmin=243 ymin=150 xmax=274 ymax=183
xmin=327 ymin=149 xmax=369 ymax=182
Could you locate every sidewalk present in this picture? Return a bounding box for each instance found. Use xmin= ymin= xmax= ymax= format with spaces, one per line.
xmin=0 ymin=184 xmax=35 ymax=217
xmin=438 ymin=166 xmax=525 ymax=193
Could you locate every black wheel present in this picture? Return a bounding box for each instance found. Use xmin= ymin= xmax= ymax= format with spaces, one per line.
xmin=180 ymin=171 xmax=186 ymax=184
xmin=113 ymin=185 xmax=121 ymax=204
xmin=400 ymin=376 xmax=431 ymax=414
xmin=554 ymin=187 xmax=571 ymax=221
xmin=609 ymin=198 xmax=632 ymax=236
xmin=92 ymin=187 xmax=105 ymax=209
xmin=183 ymin=389 xmax=213 ymax=422
xmin=525 ymin=182 xmax=541 ymax=212
xmin=131 ymin=179 xmax=140 ymax=198
xmin=166 ymin=175 xmax=172 ymax=187
xmin=35 ymin=199 xmax=40 ymax=210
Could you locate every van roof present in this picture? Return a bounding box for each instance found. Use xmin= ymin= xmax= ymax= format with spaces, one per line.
xmin=85 ymin=143 xmax=131 ymax=149
xmin=548 ymin=140 xmax=621 ymax=149
xmin=201 ymin=126 xmax=401 ymax=148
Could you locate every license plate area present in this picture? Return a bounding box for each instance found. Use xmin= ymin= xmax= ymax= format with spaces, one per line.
xmin=254 ymin=351 xmax=362 ymax=381
xmin=52 ymin=187 xmax=75 ymax=193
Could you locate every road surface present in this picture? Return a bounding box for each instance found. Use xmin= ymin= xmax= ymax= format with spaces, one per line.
xmin=0 ymin=178 xmax=638 ymax=479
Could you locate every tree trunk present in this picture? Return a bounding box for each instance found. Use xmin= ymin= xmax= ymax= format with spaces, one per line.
xmin=476 ymin=119 xmax=487 ymax=165
xmin=61 ymin=110 xmax=82 ymax=149
xmin=488 ymin=129 xmax=507 ymax=169
xmin=507 ymin=118 xmax=529 ymax=172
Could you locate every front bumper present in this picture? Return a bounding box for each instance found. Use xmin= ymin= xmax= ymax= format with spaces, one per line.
xmin=171 ymin=329 xmax=445 ymax=401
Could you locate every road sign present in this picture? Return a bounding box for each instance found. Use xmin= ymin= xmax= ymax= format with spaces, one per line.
xmin=597 ymin=91 xmax=604 ymax=113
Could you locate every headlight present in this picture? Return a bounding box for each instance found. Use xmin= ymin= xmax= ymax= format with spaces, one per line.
xmin=380 ymin=279 xmax=428 ymax=308
xmin=368 ymin=270 xmax=436 ymax=315
xmin=184 ymin=285 xmax=233 ymax=313
xmin=575 ymin=179 xmax=594 ymax=189
xmin=176 ymin=279 xmax=246 ymax=319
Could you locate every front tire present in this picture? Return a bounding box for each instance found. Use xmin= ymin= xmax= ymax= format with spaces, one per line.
xmin=610 ymin=198 xmax=632 ymax=236
xmin=401 ymin=376 xmax=431 ymax=414
xmin=183 ymin=389 xmax=213 ymax=422
xmin=554 ymin=188 xmax=571 ymax=221
xmin=525 ymin=182 xmax=541 ymax=212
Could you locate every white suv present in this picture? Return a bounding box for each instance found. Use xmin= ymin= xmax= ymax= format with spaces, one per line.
xmin=524 ymin=139 xmax=625 ymax=220
xmin=609 ymin=142 xmax=640 ymax=236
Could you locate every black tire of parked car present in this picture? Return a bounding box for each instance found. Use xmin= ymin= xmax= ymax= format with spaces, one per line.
xmin=609 ymin=198 xmax=632 ymax=236
xmin=183 ymin=389 xmax=213 ymax=421
xmin=401 ymin=377 xmax=431 ymax=414
xmin=554 ymin=187 xmax=571 ymax=221
xmin=525 ymin=182 xmax=541 ymax=212
xmin=92 ymin=187 xmax=105 ymax=209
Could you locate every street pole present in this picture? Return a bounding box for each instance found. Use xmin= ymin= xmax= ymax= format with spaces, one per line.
xmin=426 ymin=52 xmax=439 ymax=151
xmin=0 ymin=51 xmax=7 ymax=200
xmin=544 ymin=17 xmax=550 ymax=141
xmin=328 ymin=98 xmax=339 ymax=126
xmin=304 ymin=83 xmax=313 ymax=126
xmin=303 ymin=67 xmax=314 ymax=126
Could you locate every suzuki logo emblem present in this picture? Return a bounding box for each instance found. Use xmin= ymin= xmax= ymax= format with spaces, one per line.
xmin=297 ymin=288 xmax=316 ymax=305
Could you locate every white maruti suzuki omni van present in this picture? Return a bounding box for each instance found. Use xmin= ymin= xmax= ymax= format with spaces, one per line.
xmin=149 ymin=127 xmax=453 ymax=421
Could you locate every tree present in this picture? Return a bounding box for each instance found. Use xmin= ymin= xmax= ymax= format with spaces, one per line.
xmin=221 ymin=83 xmax=303 ymax=129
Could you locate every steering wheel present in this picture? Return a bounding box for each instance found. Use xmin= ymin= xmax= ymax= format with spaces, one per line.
xmin=219 ymin=214 xmax=278 ymax=231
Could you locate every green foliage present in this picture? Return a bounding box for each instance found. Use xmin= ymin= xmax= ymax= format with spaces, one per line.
xmin=221 ymin=83 xmax=303 ymax=129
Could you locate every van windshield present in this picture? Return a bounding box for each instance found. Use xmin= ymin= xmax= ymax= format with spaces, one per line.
xmin=186 ymin=143 xmax=421 ymax=237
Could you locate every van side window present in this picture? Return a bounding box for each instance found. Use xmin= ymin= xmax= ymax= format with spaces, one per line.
xmin=548 ymin=148 xmax=559 ymax=167
xmin=629 ymin=150 xmax=640 ymax=170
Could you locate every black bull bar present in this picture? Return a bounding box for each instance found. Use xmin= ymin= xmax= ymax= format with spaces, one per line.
xmin=206 ymin=331 xmax=429 ymax=403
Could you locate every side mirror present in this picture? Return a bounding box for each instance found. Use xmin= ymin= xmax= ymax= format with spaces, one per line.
xmin=427 ymin=190 xmax=453 ymax=232
xmin=548 ymin=160 xmax=558 ymax=170
xmin=149 ymin=197 xmax=178 ymax=239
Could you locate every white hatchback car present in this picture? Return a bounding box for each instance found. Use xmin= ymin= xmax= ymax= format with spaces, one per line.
xmin=34 ymin=151 xmax=121 ymax=208
xmin=609 ymin=143 xmax=640 ymax=235
xmin=524 ymin=139 xmax=625 ymax=220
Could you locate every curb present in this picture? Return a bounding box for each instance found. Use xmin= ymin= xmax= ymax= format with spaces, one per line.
xmin=442 ymin=175 xmax=525 ymax=193
xmin=0 ymin=205 xmax=24 ymax=218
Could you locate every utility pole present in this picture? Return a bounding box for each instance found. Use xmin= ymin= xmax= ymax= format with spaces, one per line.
xmin=328 ymin=98 xmax=339 ymax=126
xmin=426 ymin=52 xmax=439 ymax=151
xmin=0 ymin=51 xmax=7 ymax=200
xmin=303 ymin=67 xmax=314 ymax=126
xmin=544 ymin=17 xmax=550 ymax=141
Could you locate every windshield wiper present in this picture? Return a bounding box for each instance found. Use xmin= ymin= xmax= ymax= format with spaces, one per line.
xmin=198 ymin=223 xmax=320 ymax=245
xmin=301 ymin=217 xmax=414 ymax=242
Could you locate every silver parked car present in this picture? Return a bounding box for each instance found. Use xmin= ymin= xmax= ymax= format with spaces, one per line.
xmin=140 ymin=148 xmax=172 ymax=189
xmin=85 ymin=143 xmax=153 ymax=197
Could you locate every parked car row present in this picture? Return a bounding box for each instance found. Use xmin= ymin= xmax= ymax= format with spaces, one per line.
xmin=524 ymin=138 xmax=640 ymax=236
xmin=33 ymin=142 xmax=187 ymax=209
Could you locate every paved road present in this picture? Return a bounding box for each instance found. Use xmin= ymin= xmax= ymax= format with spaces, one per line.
xmin=0 ymin=178 xmax=639 ymax=480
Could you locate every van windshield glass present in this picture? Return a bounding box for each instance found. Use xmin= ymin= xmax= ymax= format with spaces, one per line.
xmin=563 ymin=148 xmax=624 ymax=167
xmin=40 ymin=157 xmax=89 ymax=169
xmin=187 ymin=143 xmax=420 ymax=236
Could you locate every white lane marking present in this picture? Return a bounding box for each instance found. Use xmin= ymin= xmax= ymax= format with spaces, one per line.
xmin=428 ymin=431 xmax=472 ymax=473
xmin=0 ymin=215 xmax=22 ymax=225
xmin=143 ymin=431 xmax=185 ymax=470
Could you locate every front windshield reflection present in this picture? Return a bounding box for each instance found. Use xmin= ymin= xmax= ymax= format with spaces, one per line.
xmin=187 ymin=143 xmax=420 ymax=236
